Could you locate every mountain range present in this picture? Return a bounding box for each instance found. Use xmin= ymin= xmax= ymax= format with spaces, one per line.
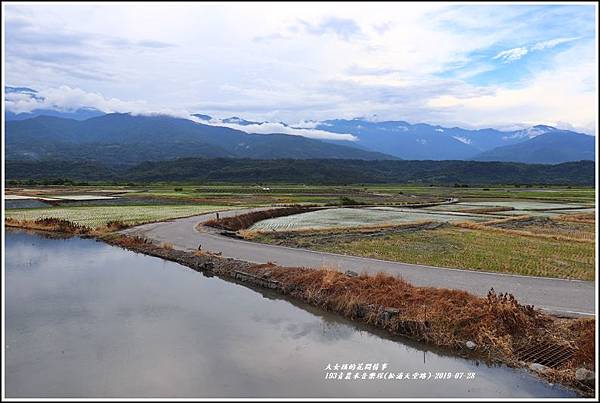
xmin=5 ymin=114 xmax=391 ymax=164
xmin=314 ymin=119 xmax=595 ymax=163
xmin=4 ymin=87 xmax=596 ymax=164
xmin=192 ymin=113 xmax=595 ymax=163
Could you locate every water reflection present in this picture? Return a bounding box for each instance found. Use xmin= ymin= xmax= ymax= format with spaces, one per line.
xmin=5 ymin=230 xmax=575 ymax=398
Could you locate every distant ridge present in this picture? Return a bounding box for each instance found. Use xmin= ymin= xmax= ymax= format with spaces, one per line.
xmin=5 ymin=113 xmax=396 ymax=164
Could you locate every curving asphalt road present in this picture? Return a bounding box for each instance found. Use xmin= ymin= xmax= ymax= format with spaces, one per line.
xmin=122 ymin=208 xmax=596 ymax=318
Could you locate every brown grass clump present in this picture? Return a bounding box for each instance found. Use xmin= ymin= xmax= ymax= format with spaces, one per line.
xmin=160 ymin=242 xmax=175 ymax=250
xmin=6 ymin=217 xmax=91 ymax=234
xmin=565 ymin=318 xmax=596 ymax=370
xmin=205 ymin=206 xmax=315 ymax=231
xmin=108 ymin=234 xmax=149 ymax=248
xmin=104 ymin=220 xmax=130 ymax=231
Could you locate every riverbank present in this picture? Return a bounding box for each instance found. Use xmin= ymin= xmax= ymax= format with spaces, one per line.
xmin=5 ymin=218 xmax=596 ymax=396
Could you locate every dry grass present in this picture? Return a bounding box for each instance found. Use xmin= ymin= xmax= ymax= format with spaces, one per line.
xmin=6 ymin=217 xmax=91 ymax=234
xmin=6 ymin=217 xmax=135 ymax=237
xmin=454 ymin=220 xmax=595 ymax=244
xmin=555 ymin=213 xmax=595 ymax=224
xmin=479 ymin=215 xmax=533 ymax=226
xmin=237 ymin=264 xmax=594 ymax=373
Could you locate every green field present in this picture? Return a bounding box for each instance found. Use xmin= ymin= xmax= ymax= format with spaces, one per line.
xmin=5 ymin=205 xmax=230 ymax=229
xmin=6 ymin=183 xmax=595 ymax=208
xmin=253 ymin=225 xmax=596 ymax=280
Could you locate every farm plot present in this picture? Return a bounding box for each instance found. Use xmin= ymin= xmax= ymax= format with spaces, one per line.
xmin=316 ymin=227 xmax=596 ymax=280
xmin=5 ymin=199 xmax=52 ymax=209
xmin=421 ymin=204 xmax=491 ymax=212
xmin=486 ymin=208 xmax=596 ymax=217
xmin=249 ymin=207 xmax=490 ymax=232
xmin=252 ymin=225 xmax=595 ymax=280
xmin=456 ymin=201 xmax=588 ymax=210
xmin=5 ymin=205 xmax=230 ymax=229
xmin=48 ymin=195 xmax=118 ymax=201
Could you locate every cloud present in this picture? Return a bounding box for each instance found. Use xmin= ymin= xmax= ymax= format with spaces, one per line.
xmin=200 ymin=119 xmax=358 ymax=141
xmin=531 ymin=37 xmax=578 ymax=51
xmin=299 ymin=17 xmax=363 ymax=40
xmin=493 ymin=47 xmax=528 ymax=62
xmin=5 ymin=85 xmax=148 ymax=114
xmin=492 ymin=37 xmax=580 ymax=64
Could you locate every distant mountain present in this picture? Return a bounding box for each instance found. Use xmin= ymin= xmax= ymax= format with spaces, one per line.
xmin=315 ymin=119 xmax=595 ymax=162
xmin=5 ymin=113 xmax=394 ymax=164
xmin=473 ymin=129 xmax=596 ymax=164
xmin=6 ymin=107 xmax=106 ymax=121
xmin=5 ymin=86 xmax=105 ymax=121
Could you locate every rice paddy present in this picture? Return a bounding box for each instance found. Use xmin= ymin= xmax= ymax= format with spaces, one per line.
xmin=5 ymin=205 xmax=230 ymax=229
xmin=249 ymin=207 xmax=491 ymax=231
xmin=253 ymin=225 xmax=595 ymax=280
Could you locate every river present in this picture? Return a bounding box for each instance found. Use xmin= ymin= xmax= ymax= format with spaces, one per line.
xmin=4 ymin=230 xmax=575 ymax=398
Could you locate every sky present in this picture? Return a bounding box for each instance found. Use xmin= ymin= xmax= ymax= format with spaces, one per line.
xmin=3 ymin=2 xmax=598 ymax=136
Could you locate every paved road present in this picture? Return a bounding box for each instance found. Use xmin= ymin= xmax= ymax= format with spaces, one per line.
xmin=122 ymin=208 xmax=596 ymax=317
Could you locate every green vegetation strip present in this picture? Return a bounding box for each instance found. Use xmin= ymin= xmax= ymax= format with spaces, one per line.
xmin=5 ymin=205 xmax=229 ymax=229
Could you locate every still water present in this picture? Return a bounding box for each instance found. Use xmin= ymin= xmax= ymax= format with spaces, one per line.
xmin=5 ymin=230 xmax=575 ymax=398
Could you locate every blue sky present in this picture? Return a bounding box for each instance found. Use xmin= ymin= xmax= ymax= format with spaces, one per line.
xmin=3 ymin=2 xmax=597 ymax=135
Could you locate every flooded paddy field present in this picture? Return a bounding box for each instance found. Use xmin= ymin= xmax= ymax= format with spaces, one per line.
xmin=249 ymin=207 xmax=491 ymax=232
xmin=4 ymin=230 xmax=574 ymax=398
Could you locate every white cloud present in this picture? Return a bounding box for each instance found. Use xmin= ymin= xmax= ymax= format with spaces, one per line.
xmin=531 ymin=37 xmax=578 ymax=51
xmin=452 ymin=136 xmax=471 ymax=144
xmin=491 ymin=37 xmax=580 ymax=64
xmin=493 ymin=47 xmax=528 ymax=62
xmin=291 ymin=120 xmax=320 ymax=129
xmin=200 ymin=119 xmax=357 ymax=141
xmin=5 ymin=85 xmax=148 ymax=114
